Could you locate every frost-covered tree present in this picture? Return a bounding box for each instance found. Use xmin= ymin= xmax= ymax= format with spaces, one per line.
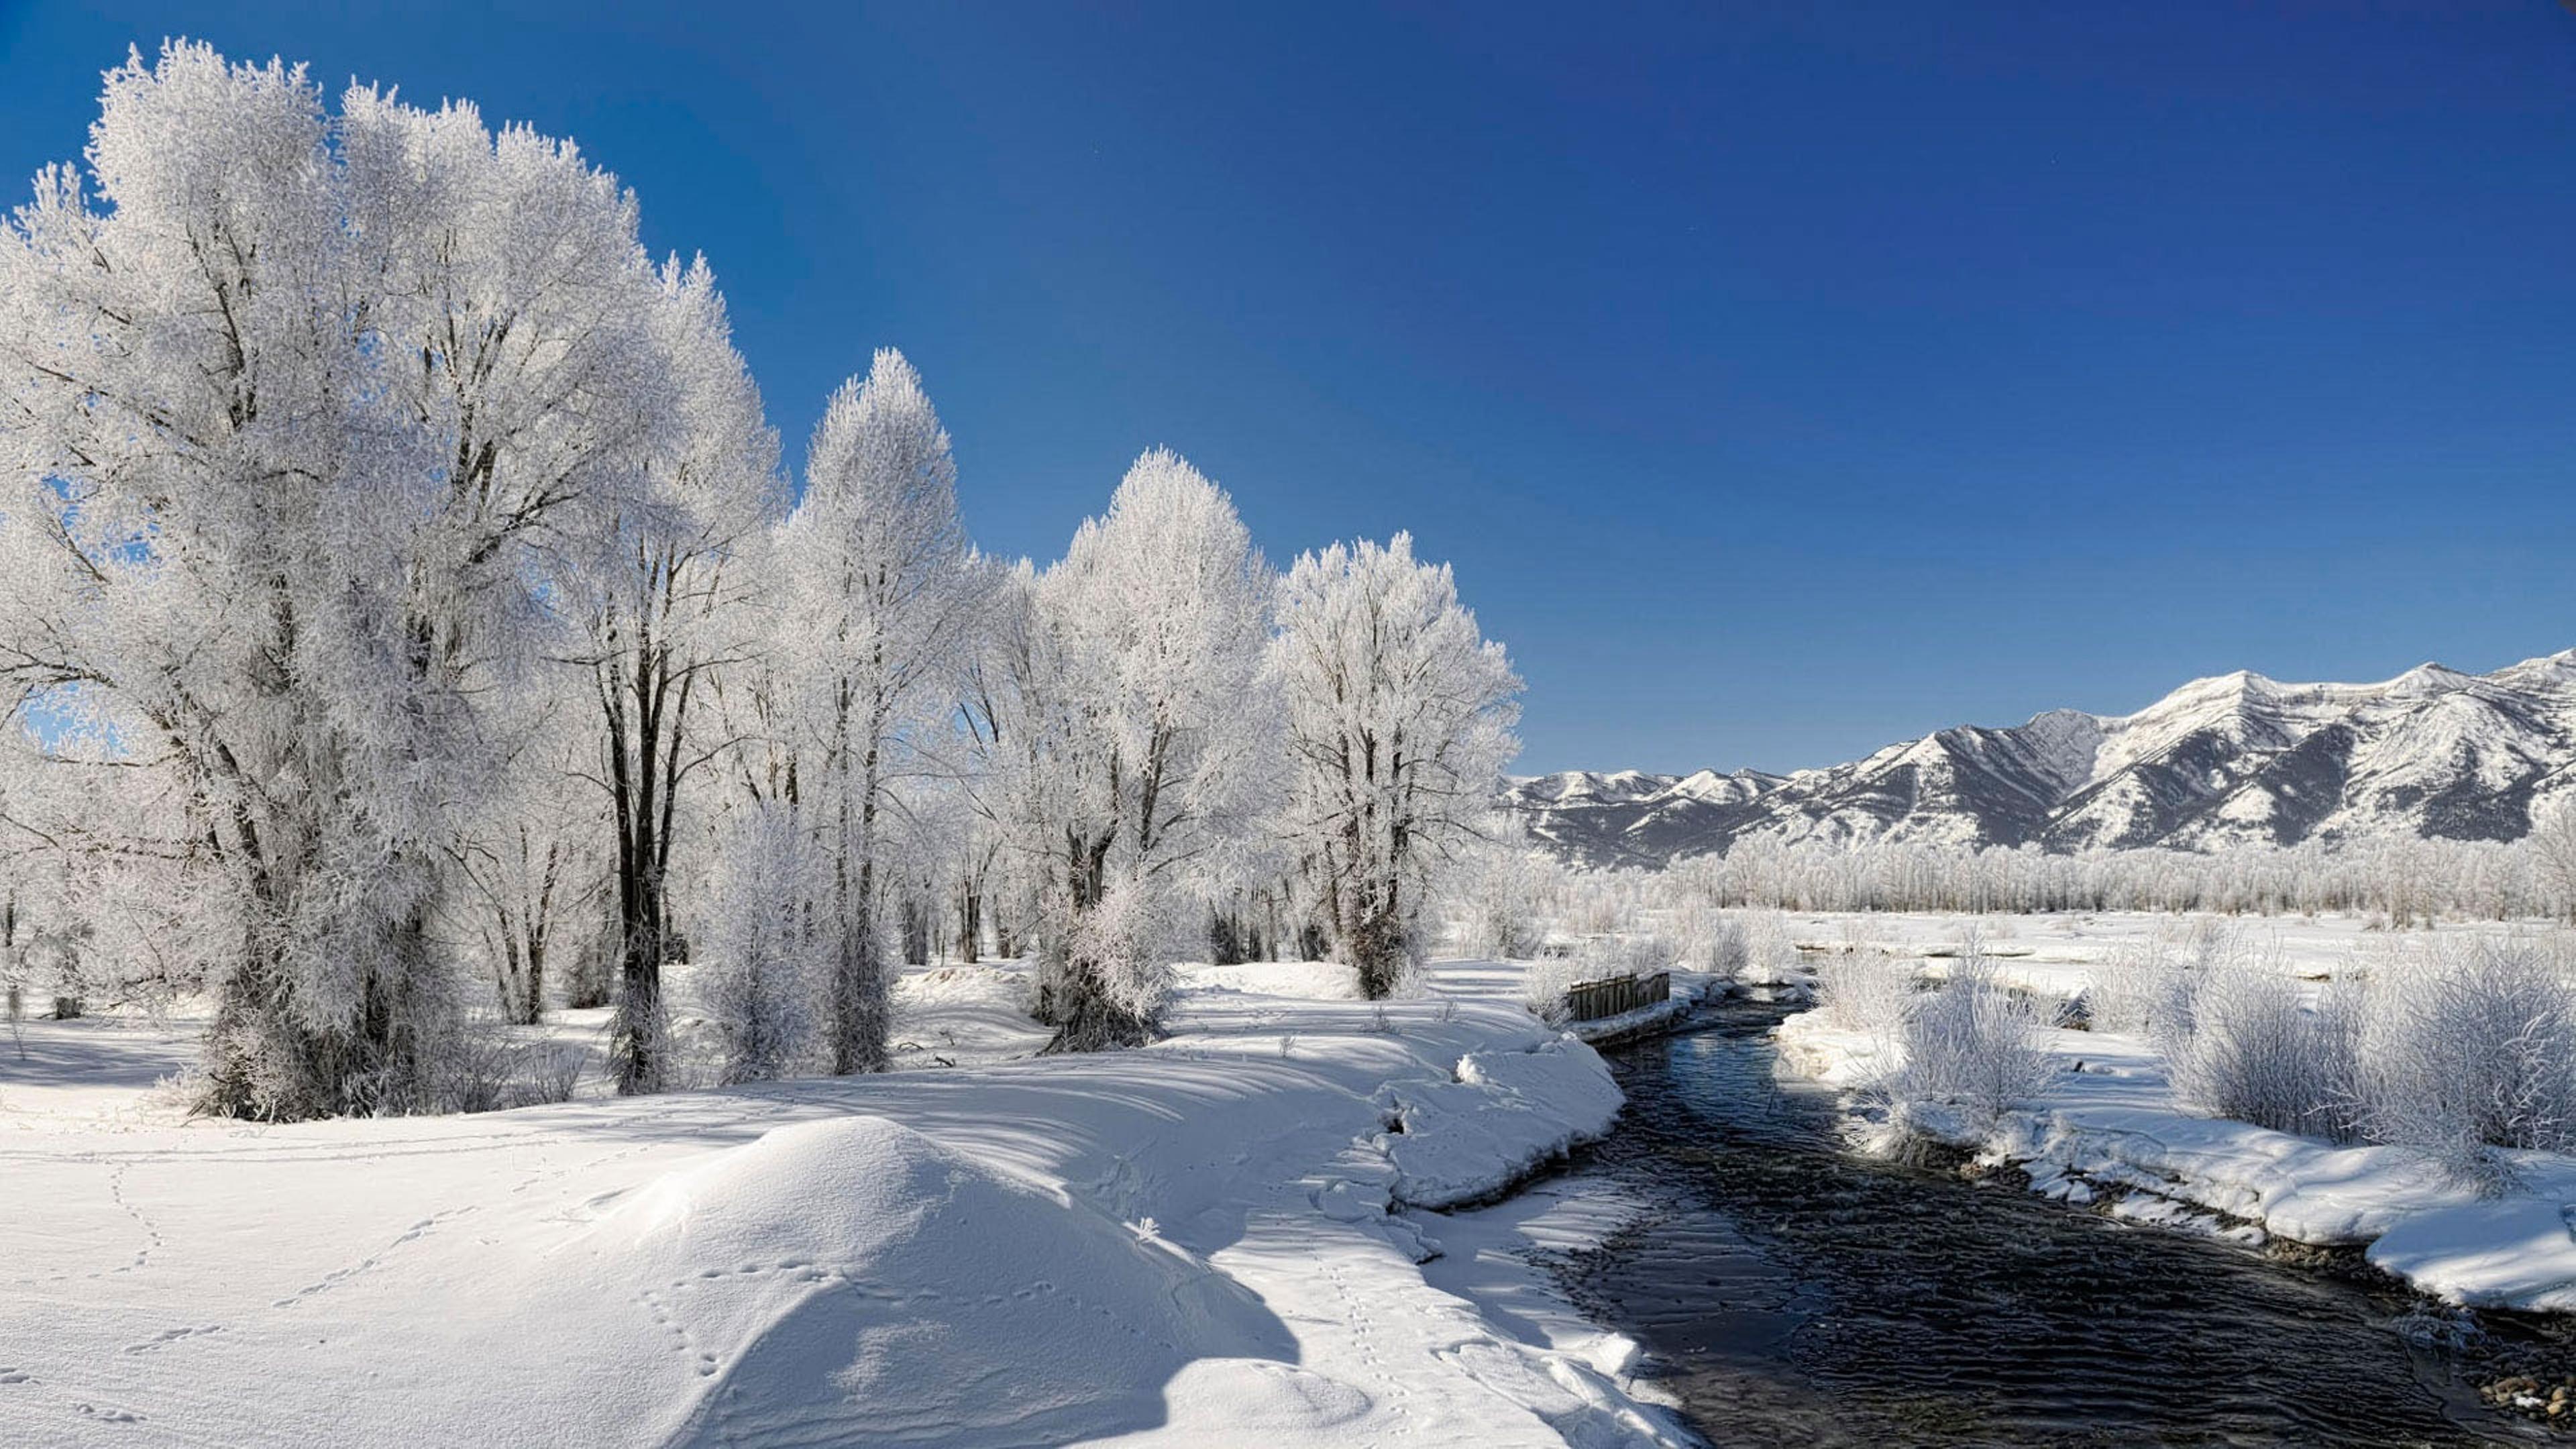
xmin=985 ymin=453 xmax=1277 ymax=1048
xmin=698 ymin=799 xmax=828 ymax=1083
xmin=0 ymin=702 xmax=211 ymax=1018
xmin=0 ymin=48 xmax=427 ymax=1115
xmin=775 ymin=351 xmax=981 ymax=1073
xmin=0 ymin=722 xmax=98 ymax=1020
xmin=1448 ymin=820 xmax=1554 ymax=961
xmin=446 ymin=709 xmax=605 ymax=1027
xmin=0 ymin=46 xmax=684 ymax=1116
xmin=2525 ymin=796 xmax=2576 ymax=924
xmin=953 ymin=552 xmax=1042 ymax=965
xmin=564 ymin=258 xmax=782 ymax=1095
xmin=1271 ymin=534 xmax=1520 ymax=997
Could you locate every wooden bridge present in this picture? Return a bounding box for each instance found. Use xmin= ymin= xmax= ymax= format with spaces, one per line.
xmin=1563 ymin=969 xmax=1671 ymax=1022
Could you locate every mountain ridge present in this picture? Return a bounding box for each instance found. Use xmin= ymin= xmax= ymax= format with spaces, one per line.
xmin=1508 ymin=651 xmax=2576 ymax=868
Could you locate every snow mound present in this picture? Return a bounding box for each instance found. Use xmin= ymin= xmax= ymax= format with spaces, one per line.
xmin=1181 ymin=960 xmax=1366 ymax=1000
xmin=1379 ymin=1041 xmax=1623 ymax=1210
xmin=578 ymin=1117 xmax=1291 ymax=1447
xmin=4 ymin=965 xmax=1692 ymax=1448
xmin=2366 ymin=1181 xmax=2576 ymax=1314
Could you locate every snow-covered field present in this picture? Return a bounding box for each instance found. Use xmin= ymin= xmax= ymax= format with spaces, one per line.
xmin=1762 ymin=910 xmax=2576 ymax=1315
xmin=0 ymin=959 xmax=1690 ymax=1448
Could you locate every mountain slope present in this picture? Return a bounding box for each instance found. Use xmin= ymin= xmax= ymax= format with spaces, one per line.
xmin=1507 ymin=651 xmax=2576 ymax=867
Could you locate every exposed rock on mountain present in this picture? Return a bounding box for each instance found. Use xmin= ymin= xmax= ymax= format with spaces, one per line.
xmin=1507 ymin=652 xmax=2576 ymax=867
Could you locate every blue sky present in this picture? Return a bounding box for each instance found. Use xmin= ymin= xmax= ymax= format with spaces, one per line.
xmin=3 ymin=2 xmax=2572 ymax=774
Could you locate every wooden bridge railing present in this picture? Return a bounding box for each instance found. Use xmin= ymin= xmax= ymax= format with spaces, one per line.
xmin=1563 ymin=969 xmax=1670 ymax=1022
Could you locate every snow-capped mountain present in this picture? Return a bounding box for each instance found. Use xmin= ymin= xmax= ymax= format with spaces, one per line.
xmin=1506 ymin=651 xmax=2576 ymax=867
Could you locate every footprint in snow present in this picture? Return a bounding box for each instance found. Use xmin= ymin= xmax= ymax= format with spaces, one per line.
xmin=121 ymin=1324 xmax=223 ymax=1354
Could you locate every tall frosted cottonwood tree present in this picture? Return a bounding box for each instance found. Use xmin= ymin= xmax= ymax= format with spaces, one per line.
xmin=954 ymin=553 xmax=1043 ymax=963
xmin=1271 ymin=534 xmax=1520 ymax=998
xmin=990 ymin=452 xmax=1277 ymax=1049
xmin=0 ymin=46 xmax=682 ymax=1116
xmin=776 ymin=350 xmax=980 ymax=1074
xmin=568 ymin=258 xmax=782 ymax=1095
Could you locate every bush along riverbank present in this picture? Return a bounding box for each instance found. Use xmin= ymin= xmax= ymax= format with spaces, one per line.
xmin=1771 ymin=947 xmax=2576 ymax=1320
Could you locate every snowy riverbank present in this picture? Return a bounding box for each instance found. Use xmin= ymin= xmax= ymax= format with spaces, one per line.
xmin=0 ymin=959 xmax=1692 ymax=1448
xmin=1774 ymin=1008 xmax=2576 ymax=1315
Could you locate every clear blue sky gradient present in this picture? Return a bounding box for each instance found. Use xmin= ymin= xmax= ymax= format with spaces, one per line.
xmin=3 ymin=2 xmax=2572 ymax=773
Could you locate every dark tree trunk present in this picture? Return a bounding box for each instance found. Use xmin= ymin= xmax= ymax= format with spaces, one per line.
xmin=1040 ymin=984 xmax=1155 ymax=1054
xmin=902 ymin=896 xmax=932 ymax=967
xmin=955 ymin=883 xmax=981 ymax=964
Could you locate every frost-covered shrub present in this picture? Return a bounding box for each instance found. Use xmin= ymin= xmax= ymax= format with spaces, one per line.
xmin=515 ymin=1042 xmax=588 ymax=1106
xmin=698 ymin=806 xmax=828 ymax=1085
xmin=2352 ymin=936 xmax=2576 ymax=1186
xmin=427 ymin=1030 xmax=588 ymax=1114
xmin=1702 ymin=912 xmax=1752 ymax=976
xmin=1042 ymin=878 xmax=1182 ymax=1052
xmin=1450 ymin=843 xmax=1550 ymax=959
xmin=2082 ymin=934 xmax=2188 ymax=1036
xmin=2178 ymin=918 xmax=2251 ymax=972
xmin=1660 ymin=900 xmax=1756 ymax=977
xmin=1584 ymin=932 xmax=1670 ymax=978
xmin=1521 ymin=933 xmax=1662 ymax=1024
xmin=2155 ymin=949 xmax=2358 ymax=1142
xmin=2135 ymin=930 xmax=2576 ymax=1188
xmin=1520 ymin=954 xmax=1590 ymax=1025
xmin=430 ymin=1034 xmax=521 ymax=1116
xmin=1561 ymin=873 xmax=1632 ymax=937
xmin=1813 ymin=949 xmax=1917 ymax=1034
xmin=1659 ymin=898 xmax=1715 ymax=967
xmin=1733 ymin=909 xmax=1801 ymax=984
xmin=1890 ymin=961 xmax=2052 ymax=1121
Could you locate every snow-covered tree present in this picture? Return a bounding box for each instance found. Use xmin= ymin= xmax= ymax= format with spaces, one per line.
xmin=775 ymin=350 xmax=981 ymax=1073
xmin=564 ymin=258 xmax=782 ymax=1095
xmin=0 ymin=46 xmax=682 ymax=1116
xmin=1448 ymin=818 xmax=1553 ymax=961
xmin=2526 ymin=796 xmax=2576 ymax=924
xmin=0 ymin=722 xmax=101 ymax=1020
xmin=445 ymin=710 xmax=605 ymax=1026
xmin=985 ymin=451 xmax=1278 ymax=1048
xmin=953 ymin=552 xmax=1043 ymax=965
xmin=698 ymin=798 xmax=828 ymax=1083
xmin=1270 ymin=534 xmax=1520 ymax=996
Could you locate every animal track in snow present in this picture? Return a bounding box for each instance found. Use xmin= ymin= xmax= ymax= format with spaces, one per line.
xmin=121 ymin=1324 xmax=225 ymax=1354
xmin=269 ymin=1207 xmax=477 ymax=1308
xmin=105 ymin=1165 xmax=164 ymax=1275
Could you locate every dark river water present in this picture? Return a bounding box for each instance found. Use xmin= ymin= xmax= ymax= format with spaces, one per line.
xmin=1559 ymin=1000 xmax=2570 ymax=1448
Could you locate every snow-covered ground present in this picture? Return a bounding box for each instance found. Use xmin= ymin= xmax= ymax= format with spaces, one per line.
xmin=0 ymin=959 xmax=1692 ymax=1448
xmin=1764 ymin=912 xmax=2576 ymax=1316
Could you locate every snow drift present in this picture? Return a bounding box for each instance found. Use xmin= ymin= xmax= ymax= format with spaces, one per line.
xmin=0 ymin=962 xmax=1681 ymax=1448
